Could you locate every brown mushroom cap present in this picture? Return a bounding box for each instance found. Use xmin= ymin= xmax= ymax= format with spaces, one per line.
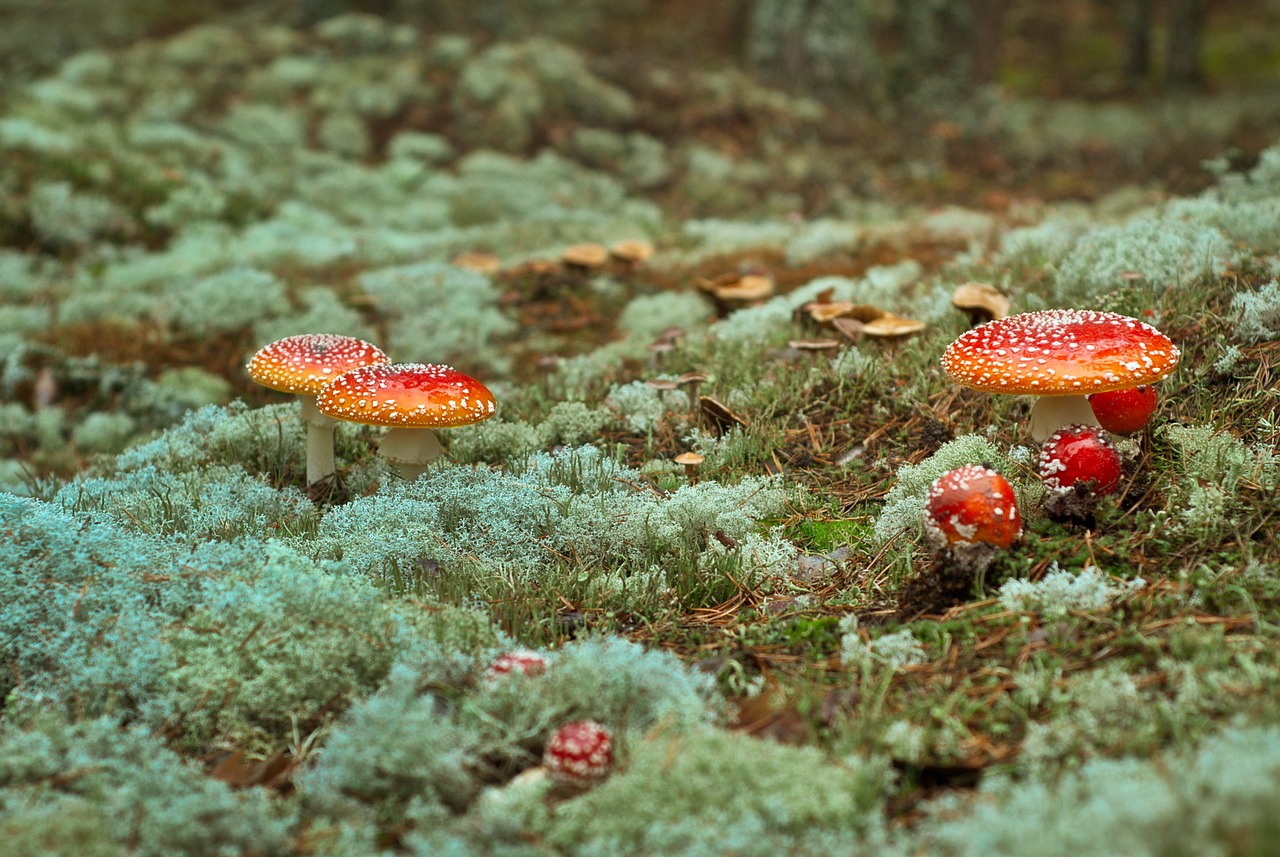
xmin=316 ymin=363 xmax=496 ymax=428
xmin=247 ymin=334 xmax=389 ymax=396
xmin=561 ymin=243 xmax=609 ymax=269
xmin=609 ymin=239 xmax=654 ymax=264
xmin=951 ymin=282 xmax=1010 ymax=321
xmin=941 ymin=309 xmax=1179 ymax=396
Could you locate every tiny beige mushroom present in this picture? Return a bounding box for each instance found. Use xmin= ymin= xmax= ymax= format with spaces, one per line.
xmin=952 ymin=282 xmax=1010 ymax=324
xmin=674 ymin=451 xmax=705 ymax=484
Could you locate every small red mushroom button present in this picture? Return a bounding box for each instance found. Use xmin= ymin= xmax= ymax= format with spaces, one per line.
xmin=1039 ymin=424 xmax=1124 ymax=524
xmin=483 ymin=650 xmax=549 ymax=682
xmin=543 ymin=720 xmax=615 ymax=788
xmin=924 ymin=464 xmax=1022 ymax=550
xmin=1039 ymin=424 xmax=1123 ymax=496
xmin=1088 ymin=384 xmax=1158 ymax=435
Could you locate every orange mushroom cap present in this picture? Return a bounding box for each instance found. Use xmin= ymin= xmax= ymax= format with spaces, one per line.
xmin=941 ymin=310 xmax=1179 ymax=396
xmin=247 ymin=334 xmax=389 ymax=396
xmin=924 ymin=464 xmax=1022 ymax=549
xmin=315 ymin=362 xmax=496 ymax=428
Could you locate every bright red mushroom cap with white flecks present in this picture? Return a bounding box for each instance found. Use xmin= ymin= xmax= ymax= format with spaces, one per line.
xmin=941 ymin=309 xmax=1179 ymax=396
xmin=543 ymin=720 xmax=614 ymax=785
xmin=315 ymin=363 xmax=497 ymax=428
xmin=484 ymin=649 xmax=549 ymax=681
xmin=1088 ymin=384 xmax=1158 ymax=435
xmin=924 ymin=464 xmax=1022 ymax=549
xmin=1039 ymin=424 xmax=1123 ymax=496
xmin=247 ymin=334 xmax=389 ymax=396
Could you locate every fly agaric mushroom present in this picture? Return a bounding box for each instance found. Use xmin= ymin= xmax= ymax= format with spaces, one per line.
xmin=941 ymin=309 xmax=1179 ymax=443
xmin=924 ymin=464 xmax=1022 ymax=552
xmin=484 ymin=649 xmax=549 ymax=682
xmin=543 ymin=720 xmax=614 ymax=787
xmin=315 ymin=362 xmax=496 ymax=481
xmin=247 ymin=334 xmax=389 ymax=486
xmin=1088 ymin=384 xmax=1158 ymax=435
xmin=1039 ymin=424 xmax=1123 ymax=523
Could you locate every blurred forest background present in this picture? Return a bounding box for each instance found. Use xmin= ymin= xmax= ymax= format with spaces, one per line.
xmin=4 ymin=0 xmax=1279 ymax=213
xmin=5 ymin=0 xmax=1278 ymax=98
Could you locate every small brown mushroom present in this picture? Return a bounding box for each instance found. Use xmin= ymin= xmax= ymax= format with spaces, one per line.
xmin=451 ymin=252 xmax=502 ymax=276
xmin=698 ymin=272 xmax=775 ymax=311
xmin=862 ymin=314 xmax=926 ymax=339
xmin=699 ymin=395 xmax=748 ymax=433
xmin=674 ymin=451 xmax=704 ymax=484
xmin=676 ymin=371 xmax=709 ymax=413
xmin=952 ymin=282 xmax=1010 ymax=324
xmin=561 ymin=243 xmax=609 ymax=270
xmin=609 ymin=239 xmax=654 ymax=268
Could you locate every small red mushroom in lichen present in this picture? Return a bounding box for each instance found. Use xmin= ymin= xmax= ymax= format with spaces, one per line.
xmin=484 ymin=650 xmax=549 ymax=682
xmin=543 ymin=720 xmax=614 ymax=788
xmin=1039 ymin=424 xmax=1124 ymax=525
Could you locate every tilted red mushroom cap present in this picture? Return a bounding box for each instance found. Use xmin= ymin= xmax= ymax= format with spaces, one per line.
xmin=315 ymin=362 xmax=496 ymax=428
xmin=1088 ymin=384 xmax=1158 ymax=435
xmin=941 ymin=309 xmax=1179 ymax=395
xmin=924 ymin=464 xmax=1022 ymax=549
xmin=247 ymin=334 xmax=389 ymax=396
xmin=1039 ymin=424 xmax=1123 ymax=496
xmin=543 ymin=720 xmax=614 ymax=786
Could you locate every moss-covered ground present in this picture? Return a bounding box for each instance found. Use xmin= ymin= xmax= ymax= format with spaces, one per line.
xmin=3 ymin=10 xmax=1280 ymax=857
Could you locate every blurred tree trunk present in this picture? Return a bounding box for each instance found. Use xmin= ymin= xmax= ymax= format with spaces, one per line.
xmin=1165 ymin=0 xmax=1206 ymax=88
xmin=971 ymin=0 xmax=1004 ymax=86
xmin=1121 ymin=0 xmax=1154 ymax=86
xmin=891 ymin=0 xmax=977 ymax=108
xmin=747 ymin=0 xmax=886 ymax=107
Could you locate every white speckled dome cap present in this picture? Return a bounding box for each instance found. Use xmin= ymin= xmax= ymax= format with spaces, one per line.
xmin=941 ymin=309 xmax=1179 ymax=395
xmin=316 ymin=362 xmax=496 ymax=428
xmin=247 ymin=334 xmax=388 ymax=396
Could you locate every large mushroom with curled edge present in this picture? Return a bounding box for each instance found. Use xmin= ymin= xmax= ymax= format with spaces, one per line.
xmin=247 ymin=334 xmax=389 ymax=487
xmin=941 ymin=309 xmax=1179 ymax=442
xmin=316 ymin=363 xmax=496 ymax=481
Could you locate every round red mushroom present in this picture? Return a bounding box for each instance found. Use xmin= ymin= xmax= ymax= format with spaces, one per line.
xmin=924 ymin=464 xmax=1022 ymax=550
xmin=316 ymin=362 xmax=496 ymax=481
xmin=1088 ymin=384 xmax=1158 ymax=435
xmin=1039 ymin=424 xmax=1123 ymax=496
xmin=543 ymin=720 xmax=614 ymax=787
xmin=484 ymin=649 xmax=549 ymax=682
xmin=246 ymin=334 xmax=389 ymax=486
xmin=941 ymin=309 xmax=1179 ymax=442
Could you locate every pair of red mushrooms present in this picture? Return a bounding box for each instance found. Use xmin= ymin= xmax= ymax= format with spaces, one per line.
xmin=247 ymin=334 xmax=496 ymax=485
xmin=926 ymin=309 xmax=1180 ymax=554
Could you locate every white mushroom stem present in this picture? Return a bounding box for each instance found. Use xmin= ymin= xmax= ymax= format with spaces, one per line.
xmin=1029 ymin=395 xmax=1102 ymax=443
xmin=378 ymin=427 xmax=445 ymax=482
xmin=298 ymin=396 xmax=338 ymax=486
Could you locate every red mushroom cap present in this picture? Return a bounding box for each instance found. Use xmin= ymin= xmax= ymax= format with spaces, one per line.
xmin=941 ymin=309 xmax=1179 ymax=396
xmin=247 ymin=334 xmax=389 ymax=396
xmin=1039 ymin=424 xmax=1123 ymax=496
xmin=543 ymin=720 xmax=614 ymax=785
xmin=315 ymin=363 xmax=496 ymax=428
xmin=1088 ymin=384 xmax=1158 ymax=435
xmin=924 ymin=464 xmax=1022 ymax=549
xmin=484 ymin=649 xmax=549 ymax=681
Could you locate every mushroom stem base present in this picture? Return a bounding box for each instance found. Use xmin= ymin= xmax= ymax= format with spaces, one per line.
xmin=379 ymin=427 xmax=444 ymax=482
xmin=1029 ymin=395 xmax=1100 ymax=443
